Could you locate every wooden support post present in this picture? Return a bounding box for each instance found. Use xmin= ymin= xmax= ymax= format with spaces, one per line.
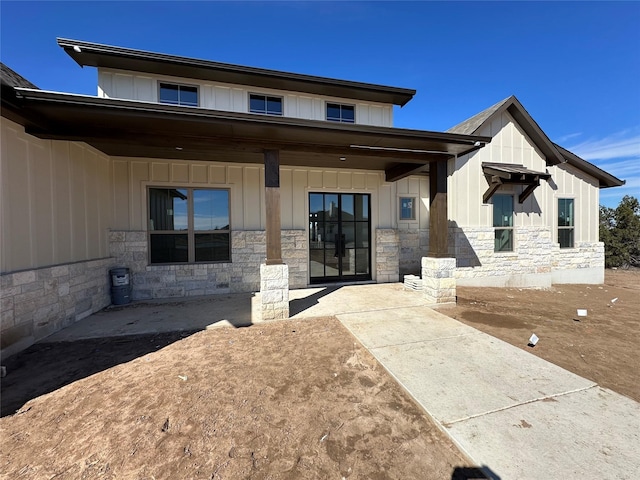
xmin=264 ymin=150 xmax=282 ymax=265
xmin=428 ymin=158 xmax=449 ymax=257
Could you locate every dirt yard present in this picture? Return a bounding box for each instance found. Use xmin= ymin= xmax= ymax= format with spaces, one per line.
xmin=0 ymin=317 xmax=482 ymax=479
xmin=437 ymin=269 xmax=640 ymax=402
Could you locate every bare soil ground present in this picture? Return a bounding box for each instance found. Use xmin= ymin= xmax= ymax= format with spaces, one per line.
xmin=0 ymin=317 xmax=483 ymax=480
xmin=437 ymin=269 xmax=640 ymax=402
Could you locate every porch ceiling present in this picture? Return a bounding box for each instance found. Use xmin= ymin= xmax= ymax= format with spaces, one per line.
xmin=10 ymin=88 xmax=491 ymax=180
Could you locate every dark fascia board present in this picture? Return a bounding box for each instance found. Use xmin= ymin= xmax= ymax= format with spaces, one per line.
xmin=57 ymin=38 xmax=416 ymax=107
xmin=12 ymin=87 xmax=490 ymax=151
xmin=554 ymin=144 xmax=625 ymax=189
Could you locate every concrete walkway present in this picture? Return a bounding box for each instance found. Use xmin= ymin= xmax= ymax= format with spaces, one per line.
xmin=335 ymin=298 xmax=640 ymax=480
xmin=41 ymin=283 xmax=639 ymax=479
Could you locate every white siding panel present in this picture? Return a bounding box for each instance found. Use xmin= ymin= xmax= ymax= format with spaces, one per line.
xmin=214 ymin=86 xmax=232 ymax=111
xmin=97 ymin=69 xmax=394 ymax=126
xmin=135 ymin=76 xmax=155 ymax=102
xmin=292 ymin=170 xmax=307 ymax=230
xmin=243 ymin=166 xmax=262 ymax=229
xmin=113 ymin=73 xmax=134 ymax=100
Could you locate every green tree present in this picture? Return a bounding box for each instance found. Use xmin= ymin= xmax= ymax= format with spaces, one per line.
xmin=600 ymin=196 xmax=640 ymax=268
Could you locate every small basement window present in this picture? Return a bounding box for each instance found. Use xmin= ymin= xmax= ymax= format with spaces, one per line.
xmin=249 ymin=94 xmax=283 ymax=116
xmin=326 ymin=103 xmax=355 ymax=123
xmin=159 ymin=83 xmax=198 ymax=107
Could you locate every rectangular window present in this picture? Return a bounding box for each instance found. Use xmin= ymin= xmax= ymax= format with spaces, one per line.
xmin=148 ymin=188 xmax=230 ymax=264
xmin=326 ymin=103 xmax=355 ymax=123
xmin=159 ymin=83 xmax=198 ymax=106
xmin=493 ymin=194 xmax=514 ymax=252
xmin=249 ymin=93 xmax=283 ymax=115
xmin=558 ymin=198 xmax=575 ymax=248
xmin=399 ymin=197 xmax=416 ymax=220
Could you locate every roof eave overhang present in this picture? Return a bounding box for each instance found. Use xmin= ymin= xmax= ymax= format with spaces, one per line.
xmin=554 ymin=144 xmax=625 ymax=189
xmin=8 ymin=88 xmax=490 ymax=177
xmin=57 ymin=38 xmax=416 ymax=107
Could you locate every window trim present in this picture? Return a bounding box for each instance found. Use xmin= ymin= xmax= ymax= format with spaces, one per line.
xmin=493 ymin=194 xmax=514 ymax=253
xmin=158 ymin=81 xmax=200 ymax=107
xmin=248 ymin=93 xmax=284 ymax=116
xmin=147 ymin=186 xmax=231 ymax=265
xmin=557 ymin=197 xmax=575 ymax=249
xmin=326 ymin=102 xmax=356 ymax=123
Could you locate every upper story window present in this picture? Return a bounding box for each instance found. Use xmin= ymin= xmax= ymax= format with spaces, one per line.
xmin=159 ymin=82 xmax=198 ymax=107
xmin=249 ymin=94 xmax=283 ymax=116
xmin=558 ymin=198 xmax=575 ymax=248
xmin=326 ymin=103 xmax=355 ymax=123
xmin=493 ymin=194 xmax=514 ymax=252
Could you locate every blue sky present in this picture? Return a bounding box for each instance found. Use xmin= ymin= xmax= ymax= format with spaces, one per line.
xmin=1 ymin=1 xmax=638 ymax=207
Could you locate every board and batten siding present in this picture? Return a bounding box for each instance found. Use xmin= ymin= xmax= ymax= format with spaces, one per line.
xmin=97 ymin=68 xmax=394 ymax=127
xmin=111 ymin=157 xmax=397 ymax=233
xmin=448 ymin=110 xmax=600 ymax=243
xmin=1 ymin=117 xmax=112 ymax=273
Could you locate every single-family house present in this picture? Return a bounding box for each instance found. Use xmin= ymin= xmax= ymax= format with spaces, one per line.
xmin=0 ymin=39 xmax=624 ymax=359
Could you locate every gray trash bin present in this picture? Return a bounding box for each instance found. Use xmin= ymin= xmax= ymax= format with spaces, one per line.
xmin=109 ymin=267 xmax=131 ymax=305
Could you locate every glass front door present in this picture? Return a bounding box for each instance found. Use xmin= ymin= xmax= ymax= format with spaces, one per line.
xmin=309 ymin=193 xmax=371 ymax=283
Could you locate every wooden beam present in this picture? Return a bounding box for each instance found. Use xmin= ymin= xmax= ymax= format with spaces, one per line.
xmin=428 ymin=159 xmax=449 ymax=257
xmin=483 ymin=180 xmax=503 ymax=204
xmin=264 ymin=150 xmax=282 ymax=265
xmin=385 ymin=163 xmax=427 ymax=182
xmin=518 ymin=180 xmax=540 ymax=204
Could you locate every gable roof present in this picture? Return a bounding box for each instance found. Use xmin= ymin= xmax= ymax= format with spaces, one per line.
xmin=448 ymin=95 xmax=566 ymax=166
xmin=57 ymin=38 xmax=416 ymax=107
xmin=448 ymin=95 xmax=625 ymax=188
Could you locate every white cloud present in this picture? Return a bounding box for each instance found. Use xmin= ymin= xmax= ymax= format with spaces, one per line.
xmin=566 ymin=128 xmax=640 ymax=207
xmin=556 ymin=132 xmax=582 ymax=143
xmin=568 ymin=130 xmax=640 ymax=161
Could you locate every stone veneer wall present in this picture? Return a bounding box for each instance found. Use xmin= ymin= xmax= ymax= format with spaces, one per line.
xmin=1 ymin=257 xmax=114 ymax=360
xmin=398 ymin=229 xmax=429 ymax=277
xmin=375 ymin=229 xmax=400 ymax=283
xmin=109 ymin=230 xmax=307 ymax=299
xmin=449 ymin=226 xmax=604 ymax=287
xmin=551 ymin=241 xmax=604 ymax=284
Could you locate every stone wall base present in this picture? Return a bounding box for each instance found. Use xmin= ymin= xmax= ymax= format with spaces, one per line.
xmin=1 ymin=257 xmax=115 ymax=360
xmin=422 ymin=256 xmax=456 ymax=304
xmin=260 ymin=264 xmax=289 ymax=320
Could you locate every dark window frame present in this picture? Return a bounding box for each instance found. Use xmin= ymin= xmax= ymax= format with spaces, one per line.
xmin=326 ymin=102 xmax=355 ymax=123
xmin=249 ymin=93 xmax=283 ymax=116
xmin=399 ymin=196 xmax=417 ymax=221
xmin=558 ymin=198 xmax=575 ymax=249
xmin=147 ymin=187 xmax=231 ymax=265
xmin=158 ymin=82 xmax=199 ymax=107
xmin=493 ymin=194 xmax=514 ymax=253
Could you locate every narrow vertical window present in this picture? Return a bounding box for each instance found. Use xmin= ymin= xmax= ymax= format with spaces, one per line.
xmin=558 ymin=198 xmax=575 ymax=248
xmin=493 ymin=194 xmax=513 ymax=252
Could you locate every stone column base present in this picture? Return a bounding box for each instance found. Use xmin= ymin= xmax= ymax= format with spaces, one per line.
xmin=260 ymin=263 xmax=289 ymax=320
xmin=422 ymin=257 xmax=456 ymax=304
